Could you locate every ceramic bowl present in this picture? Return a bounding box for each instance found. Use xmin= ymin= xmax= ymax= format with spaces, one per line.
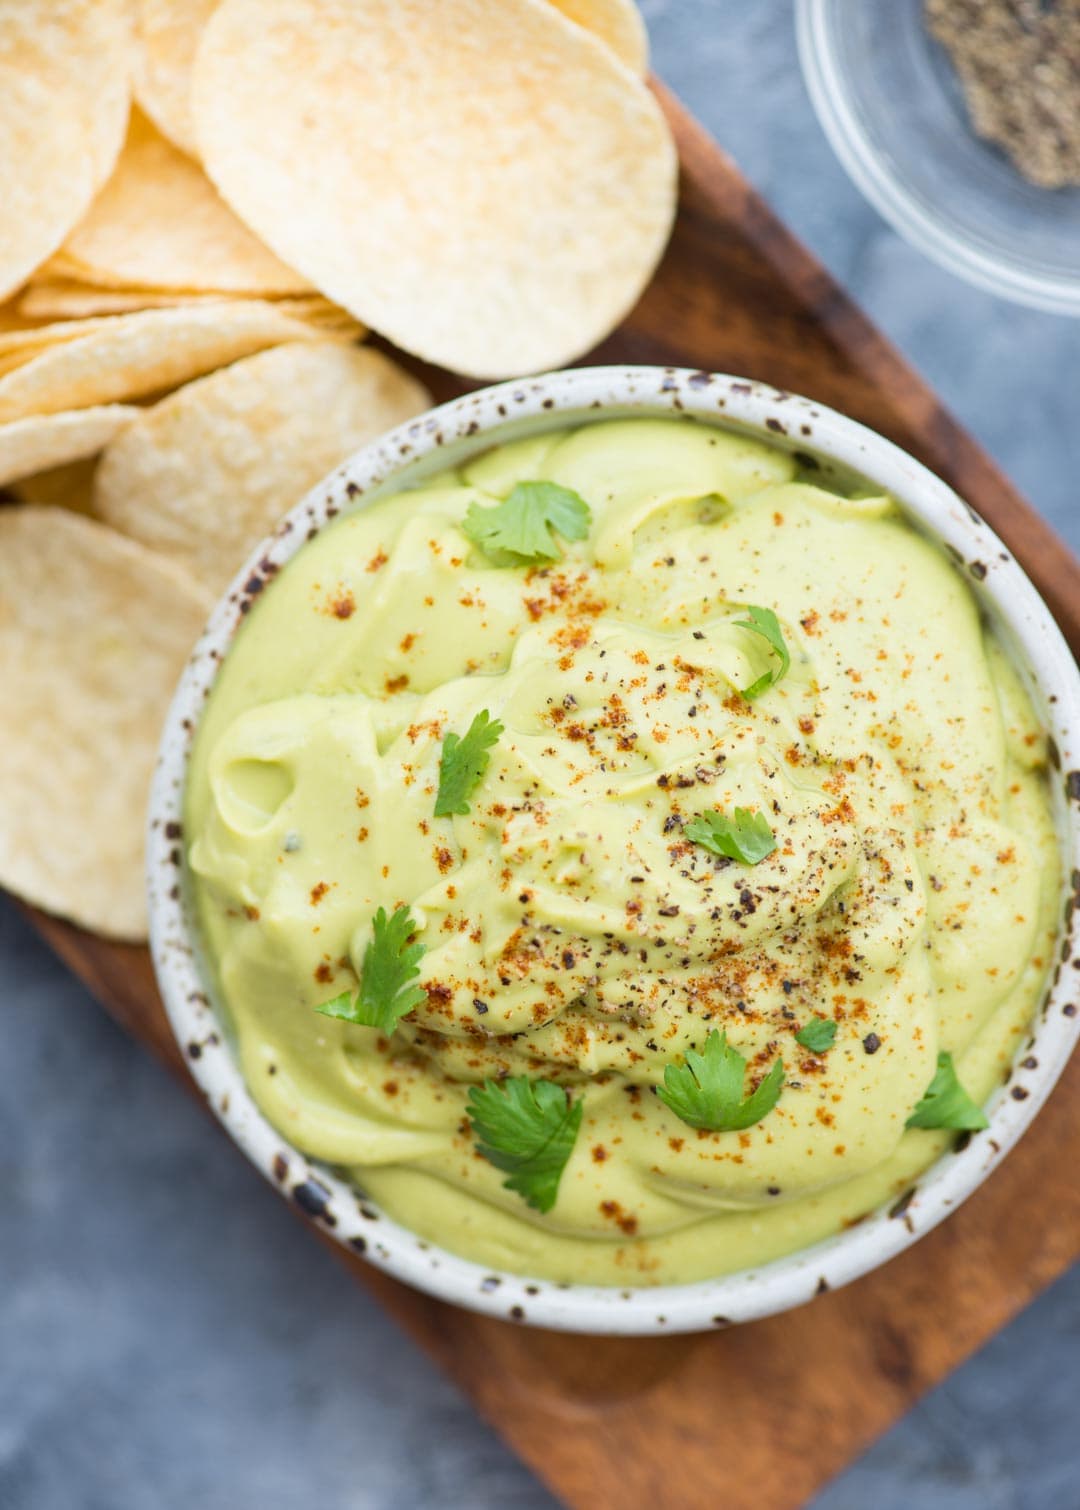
xmin=148 ymin=366 xmax=1080 ymax=1335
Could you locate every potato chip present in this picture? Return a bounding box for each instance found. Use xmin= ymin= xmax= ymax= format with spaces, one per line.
xmin=0 ymin=312 xmax=137 ymax=372
xmin=0 ymin=305 xmax=49 ymax=336
xmin=16 ymin=280 xmax=237 ymax=320
xmin=94 ymin=342 xmax=431 ymax=592
xmin=0 ymin=507 xmax=210 ymax=939
xmin=132 ymin=0 xmax=218 ymax=157
xmin=9 ymin=457 xmax=98 ymax=514
xmin=0 ymin=406 xmax=137 ymax=489
xmin=14 ymin=276 xmax=363 ymax=335
xmin=0 ymin=302 xmax=327 ymax=422
xmin=0 ymin=1 xmax=131 ymax=301
xmin=57 ymin=111 xmax=311 ymax=296
xmin=193 ymin=0 xmax=676 ymax=378
xmin=548 ymin=0 xmax=647 ymax=73
xmin=275 ymin=298 xmax=367 ymax=336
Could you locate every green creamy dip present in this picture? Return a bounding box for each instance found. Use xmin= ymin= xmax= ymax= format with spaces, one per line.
xmin=187 ymin=418 xmax=1058 ymax=1285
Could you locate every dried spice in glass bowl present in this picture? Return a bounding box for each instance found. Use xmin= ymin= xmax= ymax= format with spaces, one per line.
xmin=926 ymin=0 xmax=1080 ymax=190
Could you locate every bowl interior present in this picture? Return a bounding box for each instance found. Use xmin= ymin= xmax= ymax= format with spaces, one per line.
xmin=798 ymin=0 xmax=1080 ymax=312
xmin=149 ymin=368 xmax=1080 ymax=1334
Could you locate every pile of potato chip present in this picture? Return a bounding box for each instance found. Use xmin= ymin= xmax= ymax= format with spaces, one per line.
xmin=0 ymin=0 xmax=674 ymax=942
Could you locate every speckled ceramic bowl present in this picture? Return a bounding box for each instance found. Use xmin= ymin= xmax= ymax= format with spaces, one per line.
xmin=148 ymin=367 xmax=1080 ymax=1335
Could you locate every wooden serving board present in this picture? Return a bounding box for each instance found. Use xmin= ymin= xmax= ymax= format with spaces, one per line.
xmin=19 ymin=89 xmax=1080 ymax=1510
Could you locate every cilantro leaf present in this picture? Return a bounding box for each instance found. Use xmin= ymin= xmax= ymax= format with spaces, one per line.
xmin=314 ymin=904 xmax=426 ymax=1033
xmin=735 ymin=605 xmax=790 ymax=699
xmin=795 ymin=1018 xmax=838 ymax=1053
xmin=434 ymin=709 xmax=503 ymax=817
xmin=314 ymin=989 xmax=365 ymax=1021
xmin=906 ymin=1051 xmax=989 ymax=1131
xmin=684 ymin=806 xmax=776 ymax=864
xmin=462 ymin=480 xmax=591 ymax=565
xmin=468 ymin=1076 xmax=583 ymax=1213
xmin=657 ymin=1029 xmax=785 ymax=1132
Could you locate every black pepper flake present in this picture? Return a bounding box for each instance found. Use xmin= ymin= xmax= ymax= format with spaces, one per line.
xmin=1010 ymin=1085 xmax=1030 ymax=1101
xmin=863 ymin=1033 xmax=882 ymax=1054
xmin=473 ymin=998 xmax=489 ymax=1015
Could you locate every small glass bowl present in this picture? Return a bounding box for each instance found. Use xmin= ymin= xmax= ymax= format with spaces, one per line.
xmin=796 ymin=0 xmax=1080 ymax=315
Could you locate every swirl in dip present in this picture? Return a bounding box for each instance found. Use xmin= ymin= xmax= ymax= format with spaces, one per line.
xmin=186 ymin=418 xmax=1057 ymax=1285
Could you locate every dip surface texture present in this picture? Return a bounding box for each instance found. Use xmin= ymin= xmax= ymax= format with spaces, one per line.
xmin=186 ymin=418 xmax=1057 ymax=1285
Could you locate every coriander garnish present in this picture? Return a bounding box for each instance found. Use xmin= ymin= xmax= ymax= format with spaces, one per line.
xmin=467 ymin=1076 xmax=583 ymax=1213
xmin=684 ymin=806 xmax=776 ymax=864
xmin=657 ymin=1029 xmax=785 ymax=1133
xmin=906 ymin=1051 xmax=989 ymax=1132
xmin=462 ymin=480 xmax=591 ymax=565
xmin=735 ymin=605 xmax=790 ymax=698
xmin=314 ymin=904 xmax=425 ymax=1033
xmin=434 ymin=709 xmax=503 ymax=817
xmin=794 ymin=1018 xmax=838 ymax=1053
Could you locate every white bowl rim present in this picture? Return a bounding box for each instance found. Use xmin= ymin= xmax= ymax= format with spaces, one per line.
xmin=795 ymin=0 xmax=1080 ymax=317
xmin=148 ymin=364 xmax=1080 ymax=1336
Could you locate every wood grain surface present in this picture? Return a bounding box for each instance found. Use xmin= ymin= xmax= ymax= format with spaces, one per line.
xmin=17 ymin=89 xmax=1080 ymax=1510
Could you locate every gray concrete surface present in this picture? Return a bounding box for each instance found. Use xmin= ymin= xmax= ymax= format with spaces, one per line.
xmin=2 ymin=3 xmax=1078 ymax=1506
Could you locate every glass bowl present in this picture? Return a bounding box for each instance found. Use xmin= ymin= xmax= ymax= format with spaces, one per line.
xmin=796 ymin=0 xmax=1080 ymax=314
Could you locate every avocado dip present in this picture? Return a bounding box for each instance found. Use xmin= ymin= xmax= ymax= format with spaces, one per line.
xmin=186 ymin=417 xmax=1058 ymax=1286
